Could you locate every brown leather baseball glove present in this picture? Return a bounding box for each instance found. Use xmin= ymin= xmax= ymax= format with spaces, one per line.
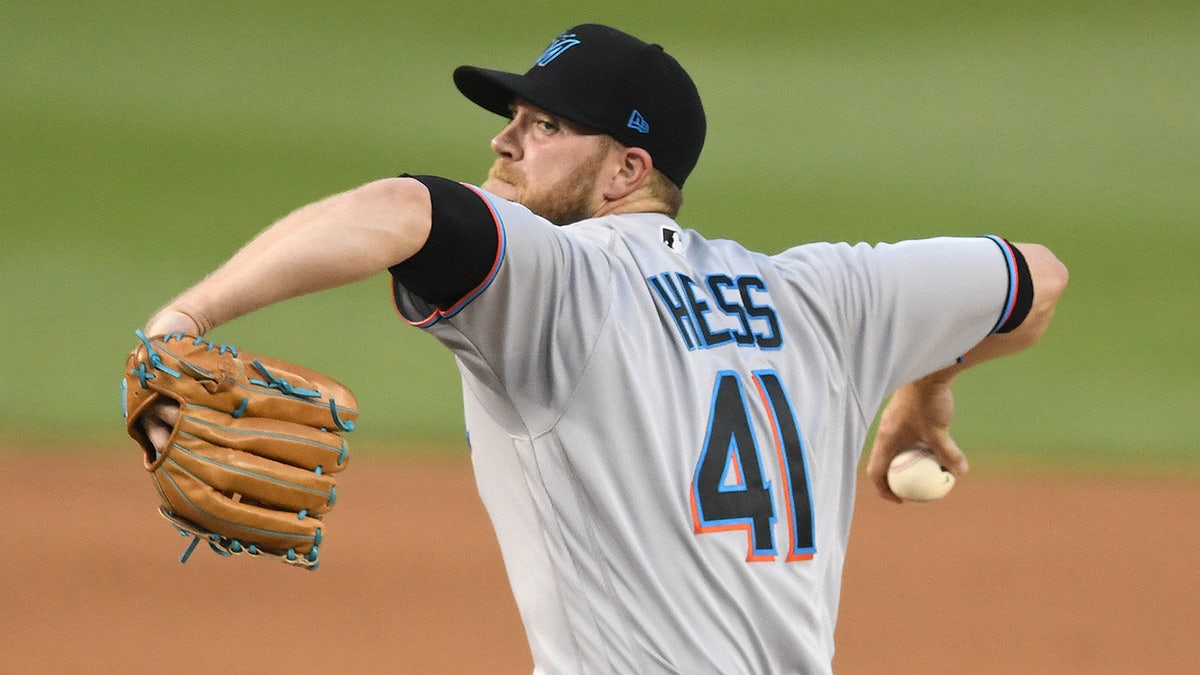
xmin=123 ymin=330 xmax=358 ymax=570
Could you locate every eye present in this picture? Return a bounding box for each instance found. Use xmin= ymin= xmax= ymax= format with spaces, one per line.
xmin=534 ymin=117 xmax=560 ymax=133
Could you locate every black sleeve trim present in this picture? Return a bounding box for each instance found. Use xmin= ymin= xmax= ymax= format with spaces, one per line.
xmin=992 ymin=237 xmax=1035 ymax=334
xmin=388 ymin=174 xmax=500 ymax=309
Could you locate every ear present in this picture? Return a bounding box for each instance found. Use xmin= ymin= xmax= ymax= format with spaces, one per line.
xmin=601 ymin=146 xmax=654 ymax=201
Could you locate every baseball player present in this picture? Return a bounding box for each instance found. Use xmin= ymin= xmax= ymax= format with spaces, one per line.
xmin=138 ymin=24 xmax=1068 ymax=673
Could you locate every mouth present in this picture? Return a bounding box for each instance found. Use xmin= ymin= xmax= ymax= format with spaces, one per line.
xmin=483 ymin=165 xmax=520 ymax=199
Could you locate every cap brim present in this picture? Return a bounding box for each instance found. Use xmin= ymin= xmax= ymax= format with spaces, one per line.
xmin=453 ymin=65 xmax=603 ymax=131
xmin=453 ymin=66 xmax=524 ymax=117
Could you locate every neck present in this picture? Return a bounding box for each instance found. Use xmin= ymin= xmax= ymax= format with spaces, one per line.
xmin=593 ymin=193 xmax=674 ymax=219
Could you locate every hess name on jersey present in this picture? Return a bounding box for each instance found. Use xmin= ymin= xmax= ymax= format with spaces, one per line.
xmin=647 ymin=271 xmax=782 ymax=351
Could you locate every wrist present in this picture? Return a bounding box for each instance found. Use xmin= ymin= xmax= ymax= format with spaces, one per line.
xmin=144 ymin=309 xmax=205 ymax=337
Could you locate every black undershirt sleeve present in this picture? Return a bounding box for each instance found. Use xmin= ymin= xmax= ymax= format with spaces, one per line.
xmin=388 ymin=174 xmax=500 ymax=309
xmin=995 ymin=239 xmax=1034 ymax=334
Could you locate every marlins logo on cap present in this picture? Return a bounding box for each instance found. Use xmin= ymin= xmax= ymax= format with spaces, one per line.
xmin=535 ymin=33 xmax=581 ymax=67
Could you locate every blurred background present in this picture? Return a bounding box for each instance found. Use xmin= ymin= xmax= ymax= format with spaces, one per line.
xmin=3 ymin=3 xmax=1198 ymax=673
xmin=2 ymin=0 xmax=1197 ymax=472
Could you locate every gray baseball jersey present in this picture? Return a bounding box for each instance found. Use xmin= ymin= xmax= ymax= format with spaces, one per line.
xmin=391 ymin=179 xmax=1024 ymax=674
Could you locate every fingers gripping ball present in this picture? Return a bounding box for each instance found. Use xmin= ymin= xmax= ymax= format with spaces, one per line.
xmin=123 ymin=331 xmax=358 ymax=569
xmin=886 ymin=444 xmax=955 ymax=502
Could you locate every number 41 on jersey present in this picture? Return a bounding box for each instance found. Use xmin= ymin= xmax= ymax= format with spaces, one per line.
xmin=690 ymin=370 xmax=816 ymax=562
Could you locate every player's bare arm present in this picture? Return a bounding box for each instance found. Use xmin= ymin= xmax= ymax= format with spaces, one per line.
xmin=145 ymin=177 xmax=433 ymax=337
xmin=139 ymin=177 xmax=435 ymax=455
xmin=867 ymin=242 xmax=1069 ymax=502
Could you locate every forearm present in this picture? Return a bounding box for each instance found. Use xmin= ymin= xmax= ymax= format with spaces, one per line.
xmin=867 ymin=243 xmax=1068 ymax=497
xmin=146 ymin=177 xmax=432 ymax=336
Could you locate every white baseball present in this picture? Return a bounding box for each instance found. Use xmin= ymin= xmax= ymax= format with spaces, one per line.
xmin=886 ymin=445 xmax=955 ymax=502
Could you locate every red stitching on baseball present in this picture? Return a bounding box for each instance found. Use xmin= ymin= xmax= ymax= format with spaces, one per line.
xmin=891 ymin=451 xmax=930 ymax=473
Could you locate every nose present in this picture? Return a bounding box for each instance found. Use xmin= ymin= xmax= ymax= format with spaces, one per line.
xmin=490 ymin=118 xmax=521 ymax=160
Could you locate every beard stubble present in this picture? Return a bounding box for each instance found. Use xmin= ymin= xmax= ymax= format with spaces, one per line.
xmin=486 ymin=146 xmax=609 ymax=226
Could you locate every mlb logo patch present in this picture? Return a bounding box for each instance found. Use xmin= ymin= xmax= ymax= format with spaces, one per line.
xmin=662 ymin=227 xmax=684 ymax=253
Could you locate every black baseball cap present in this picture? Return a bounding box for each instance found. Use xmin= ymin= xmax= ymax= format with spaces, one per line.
xmin=454 ymin=24 xmax=706 ymax=188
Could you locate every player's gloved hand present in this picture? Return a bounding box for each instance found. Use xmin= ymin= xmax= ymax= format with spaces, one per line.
xmin=866 ymin=371 xmax=968 ymax=503
xmin=123 ymin=329 xmax=358 ymax=569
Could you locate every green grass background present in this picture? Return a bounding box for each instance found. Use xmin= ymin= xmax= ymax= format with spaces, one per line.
xmin=2 ymin=1 xmax=1196 ymax=471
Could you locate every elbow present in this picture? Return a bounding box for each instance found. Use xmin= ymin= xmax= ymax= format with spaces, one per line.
xmin=1032 ymin=244 xmax=1069 ymax=309
xmin=1014 ymin=243 xmax=1069 ymax=345
xmin=1052 ymin=255 xmax=1069 ymax=298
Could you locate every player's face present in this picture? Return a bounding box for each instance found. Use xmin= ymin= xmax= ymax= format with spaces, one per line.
xmin=483 ymin=101 xmax=616 ymax=225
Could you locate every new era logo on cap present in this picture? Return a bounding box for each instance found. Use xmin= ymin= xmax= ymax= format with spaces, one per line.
xmin=627 ymin=110 xmax=650 ymax=134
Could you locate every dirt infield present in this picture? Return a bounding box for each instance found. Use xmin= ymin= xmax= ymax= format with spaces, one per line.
xmin=3 ymin=451 xmax=1196 ymax=673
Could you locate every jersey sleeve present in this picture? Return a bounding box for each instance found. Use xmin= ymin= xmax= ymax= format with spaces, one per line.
xmin=390 ymin=181 xmax=618 ymax=435
xmin=388 ymin=174 xmax=502 ymax=323
xmin=775 ymin=236 xmax=1027 ymax=418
